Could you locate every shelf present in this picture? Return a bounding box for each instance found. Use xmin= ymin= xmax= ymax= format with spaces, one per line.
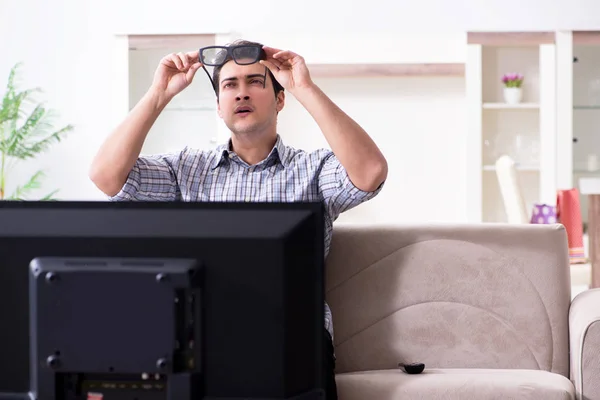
xmin=483 ymin=164 xmax=539 ymax=172
xmin=468 ymin=32 xmax=555 ymax=46
xmin=467 ymin=31 xmax=557 ymax=224
xmin=306 ymin=63 xmax=465 ymax=78
xmin=574 ymin=105 xmax=600 ymax=110
xmin=127 ymin=34 xmax=214 ymax=50
xmin=574 ymin=31 xmax=600 ymax=45
xmin=163 ymin=106 xmax=216 ymax=112
xmin=482 ymin=102 xmax=539 ymax=110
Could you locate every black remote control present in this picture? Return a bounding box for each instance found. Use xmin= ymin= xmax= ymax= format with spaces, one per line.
xmin=398 ymin=362 xmax=425 ymax=374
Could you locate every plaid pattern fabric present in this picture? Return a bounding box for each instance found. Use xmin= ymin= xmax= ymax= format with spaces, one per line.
xmin=109 ymin=134 xmax=384 ymax=339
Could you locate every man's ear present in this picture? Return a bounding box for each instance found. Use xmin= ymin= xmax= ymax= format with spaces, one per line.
xmin=276 ymin=91 xmax=285 ymax=112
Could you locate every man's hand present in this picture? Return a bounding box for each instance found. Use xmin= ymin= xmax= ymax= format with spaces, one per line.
xmin=260 ymin=46 xmax=314 ymax=93
xmin=151 ymin=50 xmax=203 ymax=100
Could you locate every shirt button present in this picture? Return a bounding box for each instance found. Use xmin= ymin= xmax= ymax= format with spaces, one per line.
xmin=245 ymin=197 xmax=250 ymax=202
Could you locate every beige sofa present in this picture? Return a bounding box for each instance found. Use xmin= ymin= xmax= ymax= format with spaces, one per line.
xmin=325 ymin=223 xmax=600 ymax=400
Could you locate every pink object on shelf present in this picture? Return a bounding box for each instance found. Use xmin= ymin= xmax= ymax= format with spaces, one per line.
xmin=556 ymin=188 xmax=586 ymax=264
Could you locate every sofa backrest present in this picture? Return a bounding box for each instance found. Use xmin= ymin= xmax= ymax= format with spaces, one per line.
xmin=325 ymin=223 xmax=571 ymax=378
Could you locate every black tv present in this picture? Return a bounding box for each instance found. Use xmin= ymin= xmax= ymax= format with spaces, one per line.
xmin=0 ymin=201 xmax=325 ymax=400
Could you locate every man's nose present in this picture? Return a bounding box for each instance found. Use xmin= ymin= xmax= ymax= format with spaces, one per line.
xmin=235 ymin=82 xmax=251 ymax=101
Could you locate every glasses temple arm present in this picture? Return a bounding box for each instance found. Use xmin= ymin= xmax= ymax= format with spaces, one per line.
xmin=201 ymin=65 xmax=218 ymax=96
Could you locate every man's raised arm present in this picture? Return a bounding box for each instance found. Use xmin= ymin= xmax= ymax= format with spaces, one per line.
xmin=89 ymin=51 xmax=202 ymax=196
xmin=260 ymin=47 xmax=388 ymax=192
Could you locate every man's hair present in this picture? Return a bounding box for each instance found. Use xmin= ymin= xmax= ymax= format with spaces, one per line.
xmin=211 ymin=39 xmax=285 ymax=99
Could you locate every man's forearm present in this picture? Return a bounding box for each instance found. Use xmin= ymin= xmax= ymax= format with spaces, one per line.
xmin=89 ymin=88 xmax=171 ymax=196
xmin=292 ymin=83 xmax=388 ymax=192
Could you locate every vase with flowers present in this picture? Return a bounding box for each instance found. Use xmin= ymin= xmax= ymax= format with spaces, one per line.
xmin=502 ymin=73 xmax=524 ymax=104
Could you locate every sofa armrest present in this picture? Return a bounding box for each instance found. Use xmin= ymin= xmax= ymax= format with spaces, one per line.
xmin=569 ymin=288 xmax=600 ymax=400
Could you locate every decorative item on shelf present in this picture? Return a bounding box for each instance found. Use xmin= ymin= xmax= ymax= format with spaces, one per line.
xmin=556 ymin=189 xmax=587 ymax=264
xmin=502 ymin=73 xmax=524 ymax=104
xmin=530 ymin=204 xmax=557 ymax=224
xmin=495 ymin=155 xmax=529 ymax=224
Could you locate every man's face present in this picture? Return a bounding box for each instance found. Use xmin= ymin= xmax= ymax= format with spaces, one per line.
xmin=216 ymin=59 xmax=284 ymax=136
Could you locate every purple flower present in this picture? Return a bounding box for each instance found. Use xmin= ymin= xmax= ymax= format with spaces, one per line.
xmin=502 ymin=72 xmax=524 ymax=88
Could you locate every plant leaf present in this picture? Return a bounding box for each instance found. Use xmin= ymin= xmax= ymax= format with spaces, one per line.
xmin=0 ymin=62 xmax=73 ymax=201
xmin=2 ymin=104 xmax=45 ymax=155
xmin=8 ymin=170 xmax=44 ymax=200
xmin=5 ymin=106 xmax=73 ymax=160
xmin=40 ymin=189 xmax=59 ymax=200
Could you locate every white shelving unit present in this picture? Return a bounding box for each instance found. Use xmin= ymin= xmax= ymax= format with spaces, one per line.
xmin=554 ymin=31 xmax=600 ymax=226
xmin=482 ymin=103 xmax=540 ymax=109
xmin=466 ymin=33 xmax=557 ymax=223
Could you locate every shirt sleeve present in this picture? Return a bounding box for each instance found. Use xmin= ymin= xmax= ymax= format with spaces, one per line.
xmin=108 ymin=150 xmax=185 ymax=201
xmin=318 ymin=151 xmax=385 ymax=219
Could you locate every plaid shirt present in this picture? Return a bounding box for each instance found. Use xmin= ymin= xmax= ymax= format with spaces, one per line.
xmin=109 ymin=134 xmax=383 ymax=339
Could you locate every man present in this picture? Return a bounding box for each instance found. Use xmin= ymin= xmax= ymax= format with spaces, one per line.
xmin=89 ymin=39 xmax=387 ymax=399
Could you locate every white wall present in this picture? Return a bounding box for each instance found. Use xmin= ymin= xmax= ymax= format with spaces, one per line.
xmin=1 ymin=0 xmax=600 ymax=220
xmin=0 ymin=0 xmax=121 ymax=200
xmin=107 ymin=0 xmax=600 ymax=34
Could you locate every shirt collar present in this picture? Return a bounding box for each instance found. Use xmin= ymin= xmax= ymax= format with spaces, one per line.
xmin=211 ymin=134 xmax=290 ymax=170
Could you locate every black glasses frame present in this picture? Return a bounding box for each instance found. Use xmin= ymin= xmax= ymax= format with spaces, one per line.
xmin=199 ymin=44 xmax=266 ymax=66
xmin=198 ymin=44 xmax=268 ymax=95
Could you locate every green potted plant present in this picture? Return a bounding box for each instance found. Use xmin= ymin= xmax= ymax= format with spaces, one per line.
xmin=502 ymin=73 xmax=524 ymax=104
xmin=0 ymin=63 xmax=73 ymax=200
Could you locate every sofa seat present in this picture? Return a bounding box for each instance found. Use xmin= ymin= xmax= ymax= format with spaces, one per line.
xmin=336 ymin=368 xmax=575 ymax=400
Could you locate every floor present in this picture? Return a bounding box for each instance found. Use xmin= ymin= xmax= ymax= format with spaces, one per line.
xmin=571 ymin=234 xmax=592 ymax=301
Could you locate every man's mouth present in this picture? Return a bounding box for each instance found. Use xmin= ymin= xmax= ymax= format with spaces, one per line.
xmin=235 ymin=106 xmax=253 ymax=114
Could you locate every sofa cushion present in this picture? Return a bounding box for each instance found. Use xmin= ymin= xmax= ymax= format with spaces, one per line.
xmin=336 ymin=368 xmax=575 ymax=400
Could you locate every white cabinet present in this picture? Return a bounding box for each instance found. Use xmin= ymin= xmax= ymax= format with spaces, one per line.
xmin=466 ymin=33 xmax=557 ymax=223
xmin=555 ymin=31 xmax=600 ymax=226
xmin=466 ymin=31 xmax=600 ymax=226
